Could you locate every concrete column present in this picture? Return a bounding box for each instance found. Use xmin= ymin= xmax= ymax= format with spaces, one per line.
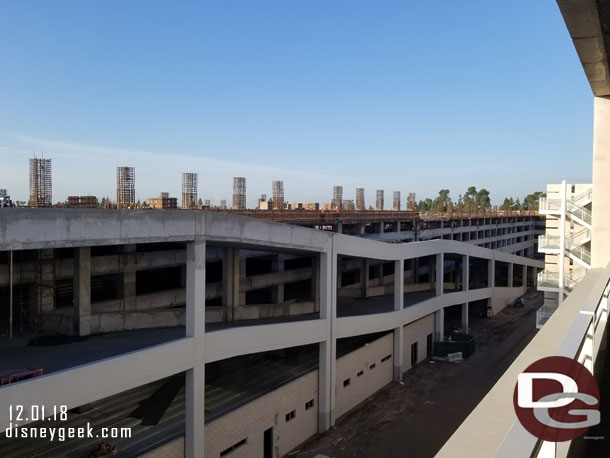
xmin=508 ymin=263 xmax=514 ymax=288
xmin=436 ymin=253 xmax=444 ymax=296
xmin=435 ymin=308 xmax=444 ymax=341
xmin=393 ymin=326 xmax=404 ymax=381
xmin=461 ymin=303 xmax=469 ymax=333
xmin=312 ymin=255 xmax=320 ymax=312
xmin=592 ymin=96 xmax=610 ymax=268
xmin=523 ymin=265 xmax=528 ymax=294
xmin=394 ymin=259 xmax=404 ymax=310
xmin=394 ymin=221 xmax=400 ymax=232
xmin=222 ymin=248 xmax=240 ymax=322
xmin=186 ymin=240 xmax=205 ymax=458
xmin=377 ymin=222 xmax=384 ymax=233
xmin=336 ymin=222 xmax=343 ymax=233
xmin=39 ymin=248 xmax=55 ymax=314
xmin=359 ymin=223 xmax=365 ymax=236
xmin=462 ymin=255 xmax=469 ymax=292
xmin=272 ymin=255 xmax=285 ymax=304
xmin=74 ymin=247 xmax=91 ymax=336
xmin=360 ymin=258 xmax=370 ymax=298
xmin=122 ymin=244 xmax=136 ymax=310
xmin=488 ymin=258 xmax=495 ymax=288
xmin=318 ymin=250 xmax=336 ymax=432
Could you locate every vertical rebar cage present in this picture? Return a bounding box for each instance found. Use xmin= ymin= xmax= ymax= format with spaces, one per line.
xmin=356 ymin=188 xmax=365 ymax=211
xmin=272 ymin=181 xmax=284 ymax=209
xmin=332 ymin=186 xmax=343 ymax=210
xmin=116 ymin=166 xmax=135 ymax=209
xmin=376 ymin=190 xmax=384 ymax=211
xmin=233 ymin=177 xmax=246 ymax=209
xmin=393 ymin=191 xmax=401 ymax=211
xmin=182 ymin=172 xmax=198 ymax=209
xmin=29 ymin=158 xmax=52 ymax=207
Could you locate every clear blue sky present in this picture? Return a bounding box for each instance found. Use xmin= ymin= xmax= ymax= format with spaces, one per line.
xmin=0 ymin=0 xmax=594 ymax=207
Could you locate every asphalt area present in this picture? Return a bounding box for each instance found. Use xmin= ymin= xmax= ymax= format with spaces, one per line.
xmin=289 ymin=289 xmax=544 ymax=458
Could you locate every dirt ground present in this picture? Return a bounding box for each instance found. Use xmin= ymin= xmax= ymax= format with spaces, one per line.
xmin=289 ymin=289 xmax=544 ymax=458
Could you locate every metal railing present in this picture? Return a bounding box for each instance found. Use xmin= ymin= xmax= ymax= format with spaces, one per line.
xmin=568 ymin=244 xmax=592 ymax=266
xmin=537 ymin=268 xmax=586 ymax=292
xmin=572 ymin=188 xmax=592 ymax=205
xmin=566 ymin=200 xmax=592 ymax=226
xmin=538 ymin=235 xmax=559 ymax=250
xmin=536 ymin=304 xmax=556 ymax=329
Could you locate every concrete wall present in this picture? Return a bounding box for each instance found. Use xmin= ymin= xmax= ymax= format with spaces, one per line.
xmin=141 ymin=437 xmax=184 ymax=458
xmin=402 ymin=314 xmax=435 ymax=371
xmin=335 ymin=333 xmax=394 ymax=418
xmin=206 ymin=370 xmax=318 ymax=458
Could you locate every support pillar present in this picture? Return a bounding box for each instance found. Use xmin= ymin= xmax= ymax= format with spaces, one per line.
xmin=122 ymin=244 xmax=137 ymax=310
xmin=435 ymin=308 xmax=444 ymax=341
xmin=488 ymin=258 xmax=495 ymax=288
xmin=461 ymin=303 xmax=469 ymax=333
xmin=272 ymin=255 xmax=285 ymax=304
xmin=508 ymin=263 xmax=514 ymax=288
xmin=436 ymin=253 xmax=444 ymax=296
xmin=394 ymin=221 xmax=400 ymax=232
xmin=222 ymin=248 xmax=240 ymax=322
xmin=74 ymin=247 xmax=91 ymax=336
xmin=592 ymin=96 xmax=610 ymax=268
xmin=186 ymin=240 xmax=205 ymax=458
xmin=336 ymin=222 xmax=343 ymax=234
xmin=394 ymin=259 xmax=404 ymax=310
xmin=318 ymin=250 xmax=336 ymax=432
xmin=523 ymin=265 xmax=528 ymax=294
xmin=393 ymin=326 xmax=404 ymax=381
xmin=312 ymin=255 xmax=320 ymax=311
xmin=462 ymin=255 xmax=469 ymax=292
xmin=360 ymin=258 xmax=370 ymax=298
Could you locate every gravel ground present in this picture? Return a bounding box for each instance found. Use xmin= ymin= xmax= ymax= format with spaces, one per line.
xmin=289 ymin=289 xmax=544 ymax=458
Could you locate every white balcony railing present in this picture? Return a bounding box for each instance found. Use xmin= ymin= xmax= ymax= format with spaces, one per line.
xmin=436 ymin=262 xmax=610 ymax=458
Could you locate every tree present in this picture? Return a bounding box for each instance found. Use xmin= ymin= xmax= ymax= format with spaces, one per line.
xmin=436 ymin=189 xmax=451 ymax=212
xmin=197 ymin=198 xmax=203 ymax=208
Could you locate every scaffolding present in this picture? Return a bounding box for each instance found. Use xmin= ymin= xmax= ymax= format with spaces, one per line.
xmin=116 ymin=166 xmax=135 ymax=209
xmin=332 ymin=186 xmax=343 ymax=210
xmin=408 ymin=192 xmax=416 ymax=211
xmin=233 ymin=177 xmax=246 ymax=209
xmin=272 ymin=181 xmax=284 ymax=210
xmin=29 ymin=158 xmax=52 ymax=207
xmin=393 ymin=191 xmax=401 ymax=211
xmin=356 ymin=188 xmax=365 ymax=211
xmin=182 ymin=172 xmax=198 ymax=209
xmin=376 ymin=190 xmax=384 ymax=211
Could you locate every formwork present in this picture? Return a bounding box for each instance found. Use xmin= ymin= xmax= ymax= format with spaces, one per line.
xmin=116 ymin=166 xmax=135 ymax=209
xmin=332 ymin=186 xmax=343 ymax=210
xmin=272 ymin=181 xmax=284 ymax=210
xmin=233 ymin=177 xmax=246 ymax=209
xmin=408 ymin=193 xmax=416 ymax=211
xmin=376 ymin=190 xmax=384 ymax=211
xmin=182 ymin=173 xmax=198 ymax=209
xmin=393 ymin=191 xmax=401 ymax=211
xmin=29 ymin=158 xmax=52 ymax=207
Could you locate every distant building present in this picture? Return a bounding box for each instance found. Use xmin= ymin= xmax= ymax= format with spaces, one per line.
xmin=148 ymin=193 xmax=178 ymax=210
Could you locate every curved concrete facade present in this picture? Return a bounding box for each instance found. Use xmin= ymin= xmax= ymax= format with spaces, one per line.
xmin=0 ymin=209 xmax=543 ymax=457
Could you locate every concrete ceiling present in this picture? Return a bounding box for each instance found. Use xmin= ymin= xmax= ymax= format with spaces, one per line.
xmin=557 ymin=0 xmax=610 ymax=96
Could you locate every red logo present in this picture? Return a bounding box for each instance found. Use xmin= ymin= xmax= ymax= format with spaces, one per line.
xmin=513 ymin=356 xmax=600 ymax=442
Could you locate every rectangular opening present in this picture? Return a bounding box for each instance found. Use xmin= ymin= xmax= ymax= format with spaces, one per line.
xmin=285 ymin=410 xmax=296 ymax=422
xmin=343 ymin=378 xmax=351 ymax=387
xmin=220 ymin=438 xmax=247 ymax=457
xmin=369 ymin=363 xmax=376 ymax=370
xmin=381 ymin=354 xmax=392 ymax=362
xmin=263 ymin=427 xmax=273 ymax=458
xmin=411 ymin=342 xmax=418 ymax=366
xmin=427 ymin=333 xmax=433 ymax=358
xmin=357 ymin=370 xmax=364 ymax=377
xmin=305 ymin=399 xmax=315 ymax=410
